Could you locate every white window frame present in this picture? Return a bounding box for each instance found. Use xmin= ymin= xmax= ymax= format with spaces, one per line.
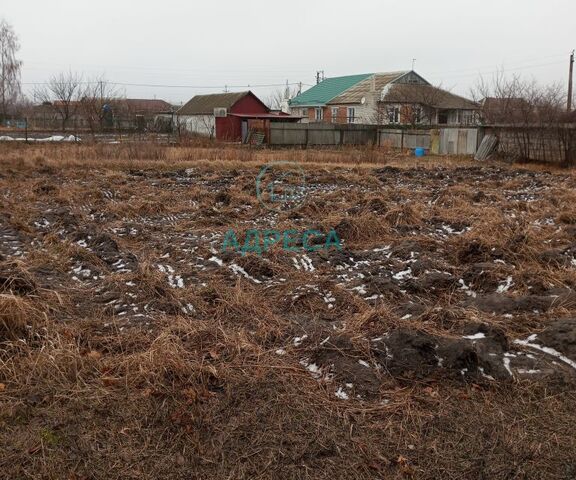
xmin=331 ymin=107 xmax=339 ymax=123
xmin=347 ymin=107 xmax=355 ymax=124
xmin=461 ymin=111 xmax=476 ymax=126
xmin=314 ymin=107 xmax=323 ymax=121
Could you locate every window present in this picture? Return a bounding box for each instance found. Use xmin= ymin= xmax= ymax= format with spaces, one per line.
xmin=314 ymin=107 xmax=323 ymax=121
xmin=331 ymin=107 xmax=339 ymax=123
xmin=387 ymin=106 xmax=400 ymax=124
xmin=438 ymin=110 xmax=449 ymax=125
xmin=413 ymin=106 xmax=422 ymax=124
xmin=461 ymin=111 xmax=476 ymax=125
xmin=347 ymin=107 xmax=355 ymax=124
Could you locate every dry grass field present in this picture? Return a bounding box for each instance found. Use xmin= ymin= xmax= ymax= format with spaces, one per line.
xmin=1 ymin=143 xmax=576 ymax=479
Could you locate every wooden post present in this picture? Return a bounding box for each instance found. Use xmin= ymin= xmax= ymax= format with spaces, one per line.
xmin=568 ymin=50 xmax=574 ymax=111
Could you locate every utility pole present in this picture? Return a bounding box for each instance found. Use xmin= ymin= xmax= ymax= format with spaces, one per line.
xmin=568 ymin=50 xmax=574 ymax=111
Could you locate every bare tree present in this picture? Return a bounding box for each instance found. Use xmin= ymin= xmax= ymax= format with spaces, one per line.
xmin=472 ymin=72 xmax=574 ymax=165
xmin=34 ymin=72 xmax=84 ymax=131
xmin=266 ymin=84 xmax=299 ymax=111
xmin=0 ymin=19 xmax=22 ymax=121
xmin=79 ymin=77 xmax=119 ymax=136
xmin=374 ymin=83 xmax=457 ymax=126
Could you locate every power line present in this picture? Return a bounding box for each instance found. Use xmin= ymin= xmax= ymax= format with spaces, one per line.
xmin=425 ymin=52 xmax=571 ymax=77
xmin=21 ymin=80 xmax=312 ymax=89
xmin=427 ymin=60 xmax=566 ymax=80
xmin=19 ymin=53 xmax=570 ymax=92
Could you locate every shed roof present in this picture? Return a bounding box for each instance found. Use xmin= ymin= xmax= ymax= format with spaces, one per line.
xmin=382 ymin=84 xmax=477 ymax=110
xmin=289 ymin=74 xmax=372 ymax=107
xmin=177 ymin=91 xmax=251 ymax=115
xmin=328 ymin=71 xmax=408 ymax=104
xmin=113 ymin=99 xmax=173 ymax=114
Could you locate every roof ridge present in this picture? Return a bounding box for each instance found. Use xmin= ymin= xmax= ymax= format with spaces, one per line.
xmin=191 ymin=91 xmax=250 ymax=98
xmin=289 ymin=73 xmax=372 ymax=107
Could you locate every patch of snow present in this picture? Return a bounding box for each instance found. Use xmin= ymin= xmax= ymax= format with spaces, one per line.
xmin=301 ymin=255 xmax=315 ymax=272
xmin=463 ymin=332 xmax=486 ymax=340
xmin=496 ymin=276 xmax=514 ymax=293
xmin=168 ymin=275 xmax=184 ymax=289
xmin=300 ymin=359 xmax=322 ymax=379
xmin=209 ymin=256 xmax=224 ymax=267
xmin=514 ymin=336 xmax=576 ymax=371
xmin=351 ymin=284 xmax=367 ymax=295
xmin=458 ymin=278 xmax=477 ymax=298
xmin=335 ymin=387 xmax=349 ymax=400
xmin=478 ymin=367 xmax=495 ymax=381
xmin=293 ymin=335 xmax=308 ymax=347
xmin=502 ymin=357 xmax=514 ymax=377
xmin=393 ymin=268 xmax=413 ymax=281
xmin=230 ymin=263 xmax=262 ymax=284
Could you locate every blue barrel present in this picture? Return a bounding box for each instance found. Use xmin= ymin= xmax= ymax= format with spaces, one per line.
xmin=414 ymin=147 xmax=425 ymax=157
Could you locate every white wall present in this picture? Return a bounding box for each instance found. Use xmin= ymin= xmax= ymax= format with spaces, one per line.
xmin=176 ymin=114 xmax=215 ymax=136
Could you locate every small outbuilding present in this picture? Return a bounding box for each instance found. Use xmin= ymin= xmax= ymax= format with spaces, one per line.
xmin=176 ymin=91 xmax=300 ymax=142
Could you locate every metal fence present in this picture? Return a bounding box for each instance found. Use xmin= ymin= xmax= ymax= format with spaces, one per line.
xmin=481 ymin=125 xmax=576 ymax=165
xmin=268 ymin=123 xmax=479 ymax=155
xmin=269 ymin=123 xmax=378 ymax=146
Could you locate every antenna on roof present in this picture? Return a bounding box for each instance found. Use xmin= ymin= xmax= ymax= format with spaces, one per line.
xmin=316 ymin=71 xmax=325 ymax=85
xmin=412 ymin=59 xmax=416 ymax=71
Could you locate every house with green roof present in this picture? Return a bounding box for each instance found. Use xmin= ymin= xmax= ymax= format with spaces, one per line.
xmin=289 ymin=71 xmax=479 ymax=126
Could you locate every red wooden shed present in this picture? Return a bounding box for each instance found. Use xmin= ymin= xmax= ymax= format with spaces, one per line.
xmin=177 ymin=91 xmax=300 ymax=142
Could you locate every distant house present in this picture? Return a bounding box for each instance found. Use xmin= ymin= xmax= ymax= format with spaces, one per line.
xmin=289 ymin=71 xmax=479 ymax=126
xmin=176 ymin=91 xmax=299 ymax=142
xmin=28 ymin=98 xmax=173 ymax=131
xmin=112 ymin=99 xmax=173 ymax=131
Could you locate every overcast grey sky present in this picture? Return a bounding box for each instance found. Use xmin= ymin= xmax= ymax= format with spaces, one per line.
xmin=4 ymin=0 xmax=575 ymax=104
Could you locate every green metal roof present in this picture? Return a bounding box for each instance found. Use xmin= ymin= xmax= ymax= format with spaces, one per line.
xmin=289 ymin=73 xmax=373 ymax=107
